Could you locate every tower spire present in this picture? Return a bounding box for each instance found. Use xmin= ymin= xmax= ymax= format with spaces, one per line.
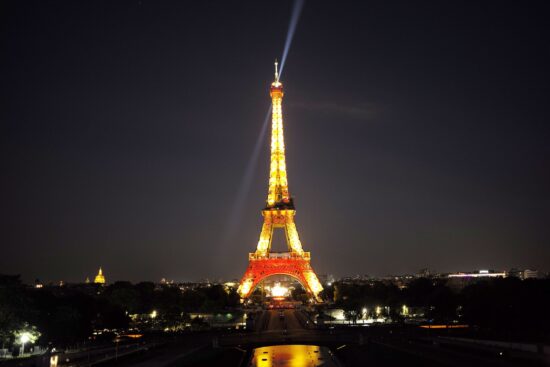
xmin=267 ymin=62 xmax=290 ymax=209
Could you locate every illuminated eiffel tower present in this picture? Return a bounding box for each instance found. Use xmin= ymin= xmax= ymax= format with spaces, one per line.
xmin=237 ymin=61 xmax=323 ymax=301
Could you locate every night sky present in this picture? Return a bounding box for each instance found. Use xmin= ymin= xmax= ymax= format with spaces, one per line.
xmin=2 ymin=1 xmax=549 ymax=283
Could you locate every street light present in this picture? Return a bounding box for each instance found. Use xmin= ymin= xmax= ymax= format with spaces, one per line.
xmin=20 ymin=333 xmax=30 ymax=356
xmin=14 ymin=326 xmax=40 ymax=357
xmin=150 ymin=310 xmax=158 ymax=330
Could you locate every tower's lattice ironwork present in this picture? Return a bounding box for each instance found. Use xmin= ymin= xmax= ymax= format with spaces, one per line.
xmin=237 ymin=62 xmax=323 ymax=301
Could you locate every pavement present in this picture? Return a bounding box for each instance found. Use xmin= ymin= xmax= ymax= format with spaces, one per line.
xmin=220 ymin=309 xmax=358 ymax=347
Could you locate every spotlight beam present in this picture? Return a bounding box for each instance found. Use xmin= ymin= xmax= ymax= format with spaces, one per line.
xmin=279 ymin=0 xmax=305 ymax=78
xmin=222 ymin=106 xmax=271 ymax=243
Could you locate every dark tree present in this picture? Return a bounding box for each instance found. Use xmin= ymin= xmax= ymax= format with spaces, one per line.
xmin=0 ymin=275 xmax=29 ymax=346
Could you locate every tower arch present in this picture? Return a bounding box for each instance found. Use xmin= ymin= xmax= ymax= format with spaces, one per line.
xmin=247 ymin=272 xmax=308 ymax=296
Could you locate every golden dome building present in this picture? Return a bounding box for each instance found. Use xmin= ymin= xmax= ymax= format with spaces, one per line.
xmin=94 ymin=267 xmax=106 ymax=284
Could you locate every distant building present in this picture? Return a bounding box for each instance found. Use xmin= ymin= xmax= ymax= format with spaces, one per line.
xmin=523 ymin=269 xmax=539 ymax=279
xmin=448 ymin=270 xmax=506 ymax=278
xmin=94 ymin=267 xmax=106 ymax=284
xmin=507 ymin=268 xmax=539 ymax=280
xmin=417 ymin=268 xmax=432 ymax=278
xmin=446 ymin=270 xmax=506 ymax=290
xmin=507 ymin=268 xmax=523 ymax=279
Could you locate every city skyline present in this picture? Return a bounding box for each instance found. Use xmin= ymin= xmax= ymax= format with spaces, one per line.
xmin=2 ymin=1 xmax=550 ymax=283
xmin=10 ymin=265 xmax=547 ymax=286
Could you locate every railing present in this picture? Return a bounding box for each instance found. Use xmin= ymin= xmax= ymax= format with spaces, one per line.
xmin=249 ymin=252 xmax=310 ymax=260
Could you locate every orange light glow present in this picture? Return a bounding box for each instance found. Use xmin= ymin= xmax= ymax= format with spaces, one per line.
xmin=420 ymin=324 xmax=469 ymax=329
xmin=249 ymin=345 xmax=336 ymax=367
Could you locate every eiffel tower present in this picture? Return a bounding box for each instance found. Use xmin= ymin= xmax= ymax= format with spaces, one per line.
xmin=237 ymin=61 xmax=323 ymax=302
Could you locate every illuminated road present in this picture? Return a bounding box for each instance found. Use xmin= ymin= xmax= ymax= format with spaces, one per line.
xmin=264 ymin=310 xmax=307 ymax=331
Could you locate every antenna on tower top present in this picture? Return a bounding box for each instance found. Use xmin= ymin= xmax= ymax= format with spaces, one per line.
xmin=274 ymin=59 xmax=279 ymax=82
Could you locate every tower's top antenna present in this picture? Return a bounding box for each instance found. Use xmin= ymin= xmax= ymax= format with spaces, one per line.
xmin=274 ymin=59 xmax=279 ymax=82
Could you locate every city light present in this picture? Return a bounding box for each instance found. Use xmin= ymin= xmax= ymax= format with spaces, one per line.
xmin=14 ymin=328 xmax=40 ymax=344
xmin=448 ymin=270 xmax=506 ymax=278
xmin=19 ymin=333 xmax=30 ymax=344
xmin=14 ymin=327 xmax=40 ymax=356
xmin=269 ymin=283 xmax=290 ymax=297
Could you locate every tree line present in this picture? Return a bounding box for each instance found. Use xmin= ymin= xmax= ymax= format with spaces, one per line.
xmin=0 ymin=275 xmax=239 ymax=349
xmin=329 ymin=277 xmax=550 ymax=342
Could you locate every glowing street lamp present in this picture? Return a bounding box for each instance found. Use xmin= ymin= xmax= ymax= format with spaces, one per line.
xmin=14 ymin=326 xmax=40 ymax=357
xmin=20 ymin=333 xmax=30 ymax=344
xmin=19 ymin=332 xmax=30 ymax=356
